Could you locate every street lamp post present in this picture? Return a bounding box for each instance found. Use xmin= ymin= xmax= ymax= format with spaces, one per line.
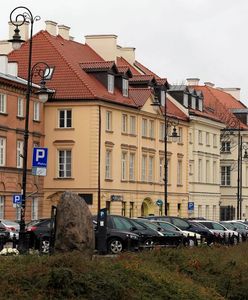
xmin=152 ymin=89 xmax=179 ymax=216
xmin=8 ymin=6 xmax=52 ymax=252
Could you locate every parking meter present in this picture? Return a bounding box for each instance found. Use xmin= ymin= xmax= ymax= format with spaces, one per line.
xmin=96 ymin=208 xmax=108 ymax=253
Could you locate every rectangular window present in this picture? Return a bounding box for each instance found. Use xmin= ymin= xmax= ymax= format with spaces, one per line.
xmin=213 ymin=161 xmax=217 ymax=183
xmin=108 ymin=74 xmax=114 ymax=94
xmin=213 ymin=134 xmax=217 ymax=147
xmin=191 ymin=97 xmax=196 ymax=109
xmin=221 ymin=141 xmax=231 ymax=152
xmin=141 ymin=155 xmax=147 ymax=181
xmin=206 ymin=160 xmax=210 ymax=183
xmin=0 ymin=137 xmax=6 ymax=166
xmin=160 ymin=122 xmax=165 ymax=140
xmin=178 ymin=127 xmax=183 ymax=143
xmin=129 ymin=153 xmax=135 ymax=181
xmin=206 ymin=132 xmax=210 ymax=146
xmin=0 ymin=196 xmax=4 ymax=219
xmin=183 ymin=93 xmax=188 ymax=107
xmin=33 ymin=102 xmax=40 ymax=121
xmin=0 ymin=94 xmax=6 ymax=113
xmin=161 ymin=90 xmax=165 ymax=106
xmin=59 ymin=109 xmax=72 ymax=128
xmin=122 ymin=79 xmax=128 ymax=97
xmin=58 ymin=150 xmax=71 ymax=178
xmin=122 ymin=114 xmax=128 ymax=133
xmin=177 ymin=160 xmax=182 ymax=185
xmin=206 ymin=205 xmax=209 ymax=219
xmin=198 ymin=205 xmax=202 ymax=218
xmin=31 ymin=198 xmax=38 ymax=220
xmin=159 ymin=157 xmax=164 ymax=182
xmin=142 ymin=119 xmax=147 ymax=137
xmin=167 ymin=159 xmax=171 ymax=185
xmin=198 ymin=99 xmax=203 ymax=111
xmin=17 ymin=140 xmax=23 ymax=168
xmin=121 ymin=152 xmax=127 ymax=180
xmin=105 ymin=149 xmax=112 ymax=179
xmin=198 ymin=159 xmax=202 ymax=182
xmin=148 ymin=156 xmax=154 ymax=182
xmin=149 ymin=120 xmax=155 ymax=138
xmin=130 ymin=116 xmax=136 ymax=135
xmin=106 ymin=111 xmax=112 ymax=131
xmin=221 ymin=166 xmax=231 ymax=186
xmin=129 ymin=202 xmax=134 ymax=218
xmin=198 ymin=130 xmax=202 ymax=144
xmin=122 ymin=202 xmax=126 ymax=216
xmin=189 ymin=131 xmax=193 ymax=143
xmin=17 ymin=97 xmax=24 ymax=117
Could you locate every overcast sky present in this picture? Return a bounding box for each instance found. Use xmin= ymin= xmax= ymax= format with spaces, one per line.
xmin=1 ymin=0 xmax=248 ymax=104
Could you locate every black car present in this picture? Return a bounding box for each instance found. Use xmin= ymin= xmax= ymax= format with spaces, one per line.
xmin=133 ymin=218 xmax=185 ymax=246
xmin=26 ymin=218 xmax=53 ymax=252
xmin=144 ymin=216 xmax=214 ymax=244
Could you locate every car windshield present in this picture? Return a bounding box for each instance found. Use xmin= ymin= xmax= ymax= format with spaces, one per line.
xmin=134 ymin=220 xmax=159 ymax=231
xmin=1 ymin=220 xmax=19 ymax=227
xmin=172 ymin=218 xmax=190 ymax=230
xmin=232 ymin=222 xmax=246 ymax=229
xmin=221 ymin=222 xmax=234 ymax=230
xmin=156 ymin=222 xmax=180 ymax=231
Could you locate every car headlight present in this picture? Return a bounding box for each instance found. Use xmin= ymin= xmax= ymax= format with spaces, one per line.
xmin=127 ymin=234 xmax=138 ymax=240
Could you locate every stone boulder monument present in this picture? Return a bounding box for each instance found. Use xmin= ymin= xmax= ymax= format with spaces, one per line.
xmin=54 ymin=191 xmax=95 ymax=253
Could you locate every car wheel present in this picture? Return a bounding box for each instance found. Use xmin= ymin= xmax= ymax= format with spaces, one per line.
xmin=40 ymin=238 xmax=50 ymax=254
xmin=185 ymin=238 xmax=195 ymax=247
xmin=108 ymin=239 xmax=123 ymax=254
xmin=143 ymin=238 xmax=155 ymax=247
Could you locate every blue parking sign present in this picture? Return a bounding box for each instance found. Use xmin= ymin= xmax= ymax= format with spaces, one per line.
xmin=13 ymin=194 xmax=22 ymax=205
xmin=32 ymin=148 xmax=48 ymax=168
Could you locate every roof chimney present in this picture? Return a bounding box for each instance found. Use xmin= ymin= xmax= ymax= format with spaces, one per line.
xmin=58 ymin=25 xmax=70 ymax=40
xmin=118 ymin=47 xmax=136 ymax=64
xmin=186 ymin=78 xmax=200 ymax=86
xmin=204 ymin=82 xmax=215 ymax=87
xmin=85 ymin=34 xmax=117 ymax=61
xmin=45 ymin=20 xmax=57 ymax=36
xmin=217 ymin=87 xmax=240 ymax=101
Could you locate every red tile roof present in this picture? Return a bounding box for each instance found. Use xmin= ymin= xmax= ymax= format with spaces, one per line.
xmin=193 ymin=85 xmax=248 ymax=129
xmin=134 ymin=60 xmax=160 ymax=79
xmin=116 ymin=57 xmax=140 ymax=75
xmin=8 ymin=31 xmax=136 ymax=107
xmin=80 ymin=61 xmax=116 ymax=71
xmin=129 ymin=74 xmax=155 ymax=83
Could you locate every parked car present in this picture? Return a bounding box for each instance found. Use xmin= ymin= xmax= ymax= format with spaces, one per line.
xmin=0 ymin=219 xmax=19 ymax=240
xmin=150 ymin=220 xmax=201 ymax=246
xmin=144 ymin=216 xmax=214 ymax=244
xmin=133 ymin=218 xmax=185 ymax=246
xmin=193 ymin=220 xmax=241 ymax=244
xmin=220 ymin=221 xmax=248 ymax=238
xmin=0 ymin=221 xmax=10 ymax=242
xmin=26 ymin=218 xmax=53 ymax=252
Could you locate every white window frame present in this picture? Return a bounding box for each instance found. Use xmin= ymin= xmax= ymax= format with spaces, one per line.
xmin=177 ymin=160 xmax=182 ymax=185
xmin=191 ymin=96 xmax=196 ymax=109
xmin=0 ymin=137 xmax=6 ymax=166
xmin=141 ymin=155 xmax=147 ymax=181
xmin=58 ymin=109 xmax=72 ymax=128
xmin=33 ymin=101 xmax=40 ymax=121
xmin=161 ymin=90 xmax=165 ymax=106
xmin=122 ymin=114 xmax=128 ymax=133
xmin=159 ymin=157 xmax=164 ymax=182
xmin=178 ymin=127 xmax=183 ymax=143
xmin=106 ymin=111 xmax=112 ymax=131
xmin=221 ymin=166 xmax=231 ymax=186
xmin=105 ymin=149 xmax=112 ymax=179
xmin=129 ymin=153 xmax=135 ymax=181
xmin=198 ymin=99 xmax=203 ymax=111
xmin=121 ymin=151 xmax=127 ymax=180
xmin=122 ymin=78 xmax=129 ymax=97
xmin=108 ymin=74 xmax=114 ymax=94
xmin=160 ymin=122 xmax=165 ymax=140
xmin=58 ymin=149 xmax=72 ymax=178
xmin=0 ymin=196 xmax=4 ymax=219
xmin=130 ymin=116 xmax=136 ymax=135
xmin=17 ymin=97 xmax=24 ymax=117
xmin=149 ymin=120 xmax=155 ymax=138
xmin=17 ymin=140 xmax=23 ymax=168
xmin=31 ymin=198 xmax=39 ymax=220
xmin=0 ymin=94 xmax=6 ymax=113
xmin=183 ymin=93 xmax=188 ymax=107
xmin=142 ymin=119 xmax=147 ymax=137
xmin=148 ymin=156 xmax=154 ymax=182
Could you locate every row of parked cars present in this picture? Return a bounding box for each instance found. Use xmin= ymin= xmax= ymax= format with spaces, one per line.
xmin=94 ymin=215 xmax=248 ymax=254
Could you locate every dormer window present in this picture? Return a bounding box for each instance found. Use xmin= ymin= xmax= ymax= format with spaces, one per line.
xmin=122 ymin=78 xmax=129 ymax=97
xmin=161 ymin=90 xmax=165 ymax=106
xmin=108 ymin=74 xmax=114 ymax=94
xmin=191 ymin=96 xmax=196 ymax=109
xmin=198 ymin=99 xmax=203 ymax=111
xmin=183 ymin=93 xmax=188 ymax=107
